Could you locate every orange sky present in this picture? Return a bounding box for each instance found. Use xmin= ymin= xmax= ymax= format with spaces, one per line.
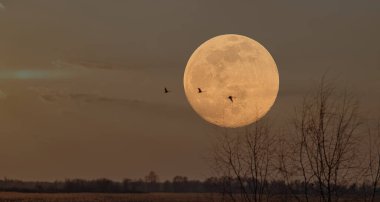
xmin=0 ymin=0 xmax=379 ymax=181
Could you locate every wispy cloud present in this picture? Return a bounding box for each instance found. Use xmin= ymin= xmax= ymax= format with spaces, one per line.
xmin=29 ymin=87 xmax=144 ymax=106
xmin=53 ymin=59 xmax=126 ymax=71
xmin=0 ymin=69 xmax=72 ymax=80
xmin=0 ymin=2 xmax=5 ymax=10
xmin=42 ymin=92 xmax=143 ymax=106
xmin=28 ymin=87 xmax=190 ymax=119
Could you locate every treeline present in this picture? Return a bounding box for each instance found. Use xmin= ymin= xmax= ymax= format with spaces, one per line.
xmin=0 ymin=175 xmax=216 ymax=193
xmin=0 ymin=176 xmax=378 ymax=196
xmin=215 ymin=178 xmax=380 ymax=198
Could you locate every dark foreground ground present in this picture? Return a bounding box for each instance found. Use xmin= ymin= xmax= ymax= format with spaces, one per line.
xmin=0 ymin=192 xmax=371 ymax=202
xmin=0 ymin=192 xmax=218 ymax=202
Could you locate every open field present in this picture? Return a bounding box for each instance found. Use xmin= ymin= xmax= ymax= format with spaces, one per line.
xmin=0 ymin=192 xmax=221 ymax=202
xmin=0 ymin=192 xmax=371 ymax=202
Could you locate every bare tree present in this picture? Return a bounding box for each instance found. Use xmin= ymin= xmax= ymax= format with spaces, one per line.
xmin=212 ymin=119 xmax=276 ymax=202
xmin=366 ymin=121 xmax=380 ymax=202
xmin=211 ymin=76 xmax=375 ymax=201
xmin=290 ymin=78 xmax=362 ymax=202
xmin=277 ymin=135 xmax=305 ymax=202
xmin=144 ymin=171 xmax=159 ymax=192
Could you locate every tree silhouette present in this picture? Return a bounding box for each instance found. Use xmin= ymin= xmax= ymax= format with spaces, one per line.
xmin=280 ymin=77 xmax=363 ymax=202
xmin=212 ymin=119 xmax=276 ymax=202
xmin=145 ymin=171 xmax=159 ymax=192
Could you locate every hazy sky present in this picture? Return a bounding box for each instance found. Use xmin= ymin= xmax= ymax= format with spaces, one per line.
xmin=0 ymin=0 xmax=379 ymax=181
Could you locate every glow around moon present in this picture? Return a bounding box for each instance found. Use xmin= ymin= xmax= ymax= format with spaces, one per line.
xmin=183 ymin=34 xmax=279 ymax=128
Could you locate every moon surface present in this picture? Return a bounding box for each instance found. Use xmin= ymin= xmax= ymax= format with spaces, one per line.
xmin=183 ymin=34 xmax=279 ymax=128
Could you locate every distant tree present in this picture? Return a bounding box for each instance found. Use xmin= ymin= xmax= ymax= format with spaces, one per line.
xmin=163 ymin=180 xmax=173 ymax=192
xmin=122 ymin=178 xmax=132 ymax=192
xmin=93 ymin=178 xmax=117 ymax=192
xmin=173 ymin=176 xmax=188 ymax=192
xmin=204 ymin=177 xmax=220 ymax=193
xmin=145 ymin=171 xmax=159 ymax=183
xmin=145 ymin=171 xmax=159 ymax=192
xmin=133 ymin=178 xmax=145 ymax=193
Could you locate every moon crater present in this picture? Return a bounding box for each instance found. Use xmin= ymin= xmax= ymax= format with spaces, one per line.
xmin=184 ymin=34 xmax=279 ymax=128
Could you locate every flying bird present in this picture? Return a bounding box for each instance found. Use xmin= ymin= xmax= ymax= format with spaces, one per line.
xmin=198 ymin=88 xmax=203 ymax=93
xmin=228 ymin=96 xmax=234 ymax=103
xmin=164 ymin=87 xmax=170 ymax=94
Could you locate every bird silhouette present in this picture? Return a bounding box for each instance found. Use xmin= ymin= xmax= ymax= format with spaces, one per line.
xmin=164 ymin=87 xmax=170 ymax=93
xmin=198 ymin=88 xmax=203 ymax=93
xmin=228 ymin=96 xmax=234 ymax=103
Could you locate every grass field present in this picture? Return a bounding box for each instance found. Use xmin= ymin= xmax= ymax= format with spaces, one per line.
xmin=0 ymin=192 xmax=370 ymax=202
xmin=0 ymin=192 xmax=222 ymax=202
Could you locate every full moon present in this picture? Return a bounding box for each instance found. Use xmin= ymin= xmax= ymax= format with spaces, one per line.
xmin=183 ymin=34 xmax=279 ymax=128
